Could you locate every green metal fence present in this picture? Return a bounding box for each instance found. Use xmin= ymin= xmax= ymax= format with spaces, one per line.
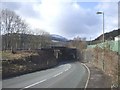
xmin=87 ymin=40 xmax=120 ymax=54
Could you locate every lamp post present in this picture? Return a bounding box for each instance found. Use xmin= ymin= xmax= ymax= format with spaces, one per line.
xmin=96 ymin=11 xmax=105 ymax=43
xmin=96 ymin=11 xmax=105 ymax=70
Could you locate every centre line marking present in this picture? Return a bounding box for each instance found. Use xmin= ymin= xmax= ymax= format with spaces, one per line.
xmin=20 ymin=79 xmax=47 ymax=89
xmin=21 ymin=64 xmax=71 ymax=89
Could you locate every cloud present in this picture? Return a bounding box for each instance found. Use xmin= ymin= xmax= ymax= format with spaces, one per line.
xmin=1 ymin=2 xmax=40 ymax=19
xmin=30 ymin=1 xmax=102 ymax=39
xmin=1 ymin=2 xmax=22 ymax=10
xmin=1 ymin=0 xmax=118 ymax=40
xmin=17 ymin=3 xmax=40 ymax=18
xmin=95 ymin=2 xmax=118 ymax=32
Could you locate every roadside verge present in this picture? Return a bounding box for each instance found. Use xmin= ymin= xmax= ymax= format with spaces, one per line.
xmin=85 ymin=62 xmax=112 ymax=88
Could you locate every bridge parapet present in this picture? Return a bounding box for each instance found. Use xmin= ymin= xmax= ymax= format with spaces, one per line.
xmin=40 ymin=46 xmax=78 ymax=62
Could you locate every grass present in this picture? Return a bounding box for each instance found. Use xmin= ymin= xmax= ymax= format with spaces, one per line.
xmin=1 ymin=50 xmax=38 ymax=60
xmin=92 ymin=47 xmax=119 ymax=87
xmin=2 ymin=50 xmax=57 ymax=79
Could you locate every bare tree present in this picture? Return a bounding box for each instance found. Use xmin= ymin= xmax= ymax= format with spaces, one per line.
xmin=33 ymin=29 xmax=52 ymax=49
xmin=0 ymin=9 xmax=28 ymax=50
xmin=0 ymin=9 xmax=52 ymax=50
xmin=67 ymin=36 xmax=87 ymax=51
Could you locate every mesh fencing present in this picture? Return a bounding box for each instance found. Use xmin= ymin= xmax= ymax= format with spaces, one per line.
xmin=87 ymin=40 xmax=120 ymax=54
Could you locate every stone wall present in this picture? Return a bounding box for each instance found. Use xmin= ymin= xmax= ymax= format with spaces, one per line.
xmin=2 ymin=50 xmax=57 ymax=79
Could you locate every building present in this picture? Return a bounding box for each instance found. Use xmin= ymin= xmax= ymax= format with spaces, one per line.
xmin=114 ymin=35 xmax=120 ymax=41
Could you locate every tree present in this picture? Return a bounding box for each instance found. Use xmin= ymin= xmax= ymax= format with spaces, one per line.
xmin=67 ymin=36 xmax=87 ymax=51
xmin=33 ymin=29 xmax=52 ymax=49
xmin=0 ymin=9 xmax=28 ymax=50
xmin=0 ymin=9 xmax=52 ymax=50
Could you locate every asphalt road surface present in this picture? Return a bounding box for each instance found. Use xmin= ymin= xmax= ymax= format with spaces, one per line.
xmin=2 ymin=61 xmax=89 ymax=89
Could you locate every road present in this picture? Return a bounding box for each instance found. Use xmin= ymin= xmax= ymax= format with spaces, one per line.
xmin=2 ymin=61 xmax=89 ymax=89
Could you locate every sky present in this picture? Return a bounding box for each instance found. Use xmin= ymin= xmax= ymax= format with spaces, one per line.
xmin=1 ymin=0 xmax=119 ymax=40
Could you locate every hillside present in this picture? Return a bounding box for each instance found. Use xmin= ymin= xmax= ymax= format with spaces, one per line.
xmin=2 ymin=33 xmax=68 ymax=50
xmin=86 ymin=29 xmax=120 ymax=45
xmin=51 ymin=34 xmax=68 ymax=42
xmin=94 ymin=29 xmax=120 ymax=41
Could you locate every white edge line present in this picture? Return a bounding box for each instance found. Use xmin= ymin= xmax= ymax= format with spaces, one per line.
xmin=81 ymin=63 xmax=90 ymax=89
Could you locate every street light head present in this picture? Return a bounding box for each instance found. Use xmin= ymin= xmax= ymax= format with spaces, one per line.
xmin=96 ymin=11 xmax=103 ymax=14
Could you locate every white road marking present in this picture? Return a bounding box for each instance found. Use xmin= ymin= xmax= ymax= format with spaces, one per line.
xmin=64 ymin=68 xmax=69 ymax=72
xmin=24 ymin=79 xmax=46 ymax=88
xmin=81 ymin=63 xmax=90 ymax=89
xmin=20 ymin=79 xmax=47 ymax=90
xmin=53 ymin=64 xmax=71 ymax=77
xmin=53 ymin=72 xmax=63 ymax=77
xmin=20 ymin=64 xmax=71 ymax=89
